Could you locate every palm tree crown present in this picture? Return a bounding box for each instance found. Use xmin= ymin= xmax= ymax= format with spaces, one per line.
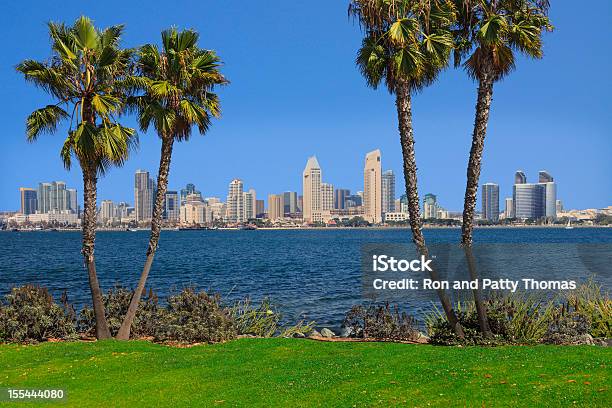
xmin=453 ymin=0 xmax=553 ymax=82
xmin=16 ymin=16 xmax=137 ymax=173
xmin=127 ymin=28 xmax=228 ymax=139
xmin=350 ymin=0 xmax=457 ymax=93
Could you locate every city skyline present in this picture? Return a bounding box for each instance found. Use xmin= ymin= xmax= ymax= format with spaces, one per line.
xmin=0 ymin=1 xmax=610 ymax=213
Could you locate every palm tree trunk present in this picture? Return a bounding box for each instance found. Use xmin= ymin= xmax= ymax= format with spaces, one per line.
xmin=117 ymin=135 xmax=174 ymax=340
xmin=82 ymin=166 xmax=111 ymax=339
xmin=461 ymin=76 xmax=495 ymax=336
xmin=395 ymin=80 xmax=464 ymax=339
xmin=461 ymin=77 xmax=494 ymax=245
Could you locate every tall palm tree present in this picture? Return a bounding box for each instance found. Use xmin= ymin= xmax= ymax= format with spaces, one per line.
xmin=454 ymin=0 xmax=552 ymax=335
xmin=17 ymin=16 xmax=137 ymax=339
xmin=455 ymin=0 xmax=552 ymax=245
xmin=116 ymin=28 xmax=227 ymax=340
xmin=349 ymin=0 xmax=464 ymax=337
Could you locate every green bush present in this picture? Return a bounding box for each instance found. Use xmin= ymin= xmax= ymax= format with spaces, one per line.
xmin=230 ymin=297 xmax=280 ymax=337
xmin=0 ymin=285 xmax=77 ymax=343
xmin=542 ymin=312 xmax=591 ymax=345
xmin=78 ymin=285 xmax=160 ymax=338
xmin=154 ymin=288 xmax=236 ymax=343
xmin=563 ymin=280 xmax=611 ymax=338
xmin=343 ymin=303 xmax=420 ymax=341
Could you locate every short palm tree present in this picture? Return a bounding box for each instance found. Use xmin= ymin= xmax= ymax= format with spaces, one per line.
xmin=455 ymin=0 xmax=553 ymax=245
xmin=116 ymin=28 xmax=227 ymax=340
xmin=349 ymin=0 xmax=464 ymax=337
xmin=17 ymin=16 xmax=137 ymax=339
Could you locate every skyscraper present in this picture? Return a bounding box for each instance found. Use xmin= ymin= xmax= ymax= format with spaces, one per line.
xmin=268 ymin=194 xmax=284 ymax=221
xmin=482 ymin=183 xmax=500 ymax=222
xmin=19 ymin=188 xmax=37 ymax=215
xmin=334 ymin=189 xmax=350 ymax=210
xmin=302 ymin=156 xmax=322 ymax=223
xmin=134 ymin=170 xmax=155 ymax=222
xmin=100 ymin=200 xmax=115 ymax=223
xmin=227 ymin=179 xmax=245 ymax=223
xmin=504 ymin=197 xmax=514 ymax=219
xmin=512 ymin=170 xmax=556 ymax=220
xmin=244 ymin=188 xmax=256 ymax=220
xmin=321 ymin=183 xmax=334 ymax=211
xmin=256 ymin=199 xmax=265 ymax=218
xmin=423 ymin=194 xmax=438 ymax=219
xmin=282 ymin=191 xmax=298 ymax=215
xmin=180 ymin=183 xmax=200 ymax=205
xmin=36 ymin=181 xmax=76 ymax=214
xmin=363 ymin=150 xmax=382 ymax=224
xmin=164 ymin=191 xmax=180 ymax=221
xmin=381 ymin=170 xmax=395 ymax=214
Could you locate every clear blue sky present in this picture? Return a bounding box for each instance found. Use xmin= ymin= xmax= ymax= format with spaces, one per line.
xmin=1 ymin=1 xmax=610 ymax=211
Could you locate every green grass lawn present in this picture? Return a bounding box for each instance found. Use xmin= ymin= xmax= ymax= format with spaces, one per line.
xmin=0 ymin=339 xmax=610 ymax=407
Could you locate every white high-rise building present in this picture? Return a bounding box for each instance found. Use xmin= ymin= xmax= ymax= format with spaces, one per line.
xmin=100 ymin=200 xmax=115 ymax=223
xmin=134 ymin=170 xmax=155 ymax=222
xmin=302 ymin=156 xmax=322 ymax=223
xmin=363 ymin=150 xmax=382 ymax=224
xmin=321 ymin=183 xmax=334 ymax=211
xmin=504 ymin=197 xmax=514 ymax=219
xmin=227 ymin=179 xmax=245 ymax=224
xmin=244 ymin=188 xmax=256 ymax=221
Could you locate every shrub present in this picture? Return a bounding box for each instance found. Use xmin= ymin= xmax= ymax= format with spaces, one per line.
xmin=343 ymin=303 xmax=420 ymax=341
xmin=78 ymin=286 xmax=160 ymax=338
xmin=0 ymin=285 xmax=77 ymax=343
xmin=542 ymin=312 xmax=591 ymax=345
xmin=230 ymin=297 xmax=280 ymax=337
xmin=154 ymin=288 xmax=236 ymax=343
xmin=563 ymin=280 xmax=611 ymax=338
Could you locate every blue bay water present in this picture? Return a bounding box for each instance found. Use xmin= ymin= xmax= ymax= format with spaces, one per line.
xmin=0 ymin=228 xmax=611 ymax=330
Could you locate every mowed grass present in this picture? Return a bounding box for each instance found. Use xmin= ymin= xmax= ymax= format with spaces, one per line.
xmin=0 ymin=339 xmax=610 ymax=407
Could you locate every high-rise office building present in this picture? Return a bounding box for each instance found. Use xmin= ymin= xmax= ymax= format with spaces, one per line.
xmin=423 ymin=193 xmax=438 ymax=219
xmin=164 ymin=191 xmax=180 ymax=221
xmin=244 ymin=189 xmax=256 ymax=220
xmin=67 ymin=189 xmax=78 ymax=214
xmin=482 ymin=183 xmax=500 ymax=222
xmin=334 ymin=189 xmax=350 ymax=210
xmin=321 ymin=183 xmax=334 ymax=211
xmin=302 ymin=156 xmax=322 ymax=223
xmin=100 ymin=200 xmax=115 ymax=223
xmin=36 ymin=181 xmax=76 ymax=214
xmin=504 ymin=197 xmax=514 ymax=219
xmin=363 ymin=150 xmax=382 ymax=224
xmin=134 ymin=170 xmax=155 ymax=222
xmin=19 ymin=188 xmax=37 ymax=215
xmin=226 ymin=179 xmax=245 ymax=223
xmin=399 ymin=194 xmax=408 ymax=214
xmin=282 ymin=192 xmax=298 ymax=215
xmin=268 ymin=194 xmax=284 ymax=221
xmin=556 ymin=199 xmax=563 ymax=213
xmin=381 ymin=170 xmax=395 ymax=214
xmin=512 ymin=170 xmax=556 ymax=220
xmin=345 ymin=194 xmax=362 ymax=208
xmin=180 ymin=183 xmax=201 ymax=205
xmin=256 ymin=199 xmax=265 ymax=218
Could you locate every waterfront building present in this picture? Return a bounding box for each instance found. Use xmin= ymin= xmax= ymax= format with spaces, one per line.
xmin=321 ymin=183 xmax=334 ymax=211
xmin=227 ymin=179 xmax=245 ymax=223
xmin=384 ymin=212 xmax=408 ymax=222
xmin=283 ymin=191 xmax=298 ymax=215
xmin=256 ymin=199 xmax=265 ymax=218
xmin=482 ymin=183 xmax=500 ymax=222
xmin=134 ymin=170 xmax=155 ymax=222
xmin=180 ymin=201 xmax=208 ymax=225
xmin=19 ymin=188 xmax=37 ymax=215
xmin=399 ymin=194 xmax=408 ymax=214
xmin=345 ymin=194 xmax=362 ymax=208
xmin=512 ymin=170 xmax=556 ymax=220
xmin=100 ymin=200 xmax=115 ymax=223
xmin=297 ymin=195 xmax=303 ymax=213
xmin=37 ymin=181 xmax=77 ymax=214
xmin=244 ymin=189 xmax=256 ymax=220
xmin=116 ymin=202 xmax=130 ymax=221
xmin=164 ymin=191 xmax=180 ymax=221
xmin=504 ymin=197 xmax=514 ymax=219
xmin=381 ymin=170 xmax=396 ymax=214
xmin=180 ymin=183 xmax=200 ymax=205
xmin=556 ymin=199 xmax=563 ymax=213
xmin=363 ymin=150 xmax=382 ymax=224
xmin=268 ymin=194 xmax=284 ymax=221
xmin=302 ymin=156 xmax=322 ymax=223
xmin=334 ymin=189 xmax=350 ymax=210
xmin=423 ymin=193 xmax=438 ymax=219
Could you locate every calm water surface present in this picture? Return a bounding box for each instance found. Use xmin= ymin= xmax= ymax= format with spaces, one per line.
xmin=1 ymin=228 xmax=611 ymax=329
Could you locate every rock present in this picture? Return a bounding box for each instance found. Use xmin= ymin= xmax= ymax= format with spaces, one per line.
xmin=292 ymin=332 xmax=305 ymax=338
xmin=340 ymin=326 xmax=353 ymax=338
xmin=308 ymin=330 xmax=321 ymax=338
xmin=320 ymin=328 xmax=335 ymax=338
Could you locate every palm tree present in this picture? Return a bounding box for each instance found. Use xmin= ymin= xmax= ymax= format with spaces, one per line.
xmin=349 ymin=0 xmax=464 ymax=337
xmin=455 ymin=0 xmax=552 ymax=246
xmin=17 ymin=16 xmax=137 ymax=339
xmin=454 ymin=0 xmax=552 ymax=335
xmin=116 ymin=28 xmax=227 ymax=340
